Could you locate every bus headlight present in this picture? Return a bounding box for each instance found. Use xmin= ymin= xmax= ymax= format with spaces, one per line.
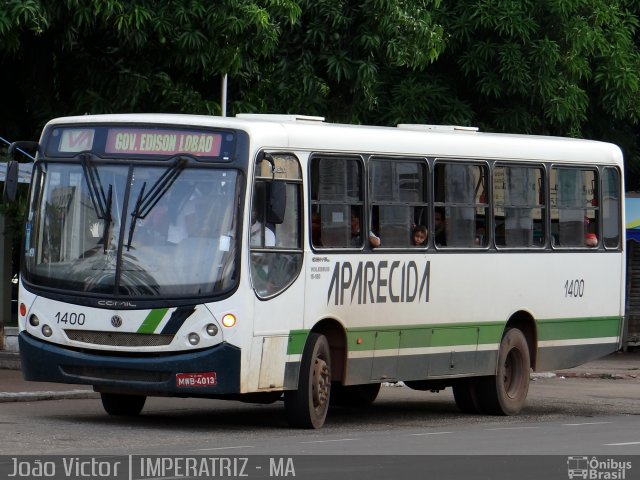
xmin=206 ymin=324 xmax=219 ymax=336
xmin=188 ymin=333 xmax=200 ymax=345
xmin=222 ymin=314 xmax=236 ymax=328
xmin=42 ymin=325 xmax=52 ymax=337
xmin=29 ymin=315 xmax=39 ymax=327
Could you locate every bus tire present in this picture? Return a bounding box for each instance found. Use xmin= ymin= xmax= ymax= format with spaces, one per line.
xmin=477 ymin=328 xmax=530 ymax=415
xmin=100 ymin=393 xmax=146 ymax=416
xmin=331 ymin=383 xmax=381 ymax=407
xmin=284 ymin=333 xmax=331 ymax=429
xmin=452 ymin=379 xmax=481 ymax=413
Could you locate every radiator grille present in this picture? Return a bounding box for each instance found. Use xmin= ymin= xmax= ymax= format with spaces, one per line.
xmin=65 ymin=329 xmax=174 ymax=347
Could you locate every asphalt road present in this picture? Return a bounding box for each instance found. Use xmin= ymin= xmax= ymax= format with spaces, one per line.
xmin=0 ymin=376 xmax=638 ymax=456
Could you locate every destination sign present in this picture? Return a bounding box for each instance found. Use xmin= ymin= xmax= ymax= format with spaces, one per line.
xmin=105 ymin=128 xmax=222 ymax=157
xmin=47 ymin=125 xmax=236 ymax=161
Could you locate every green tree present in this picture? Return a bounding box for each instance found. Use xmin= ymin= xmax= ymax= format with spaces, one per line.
xmin=0 ymin=0 xmax=301 ymax=139
xmin=421 ymin=0 xmax=640 ymax=185
xmin=2 ymin=0 xmax=640 ymax=187
xmin=238 ymin=0 xmax=446 ymax=123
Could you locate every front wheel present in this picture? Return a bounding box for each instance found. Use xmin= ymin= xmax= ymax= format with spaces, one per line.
xmin=284 ymin=333 xmax=331 ymax=428
xmin=477 ymin=328 xmax=530 ymax=415
xmin=100 ymin=393 xmax=146 ymax=416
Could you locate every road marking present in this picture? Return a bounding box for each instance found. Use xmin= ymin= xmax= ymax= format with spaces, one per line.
xmin=409 ymin=432 xmax=453 ymax=436
xmin=300 ymin=438 xmax=357 ymax=444
xmin=195 ymin=445 xmax=255 ymax=451
xmin=562 ymin=422 xmax=613 ymax=426
xmin=485 ymin=427 xmax=540 ymax=431
xmin=604 ymin=441 xmax=640 ymax=446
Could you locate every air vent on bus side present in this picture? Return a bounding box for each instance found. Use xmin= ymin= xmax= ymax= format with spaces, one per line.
xmin=396 ymin=124 xmax=479 ymax=133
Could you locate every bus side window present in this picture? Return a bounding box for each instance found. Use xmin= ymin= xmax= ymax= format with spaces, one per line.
xmin=369 ymin=157 xmax=427 ymax=248
xmin=310 ymin=156 xmax=363 ymax=248
xmin=493 ymin=165 xmax=545 ymax=248
xmin=550 ymin=167 xmax=598 ymax=248
xmin=250 ymin=153 xmax=303 ymax=298
xmin=434 ymin=162 xmax=488 ymax=248
xmin=602 ymin=167 xmax=620 ymax=249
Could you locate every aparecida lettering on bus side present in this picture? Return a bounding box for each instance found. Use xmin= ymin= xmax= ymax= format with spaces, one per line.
xmin=327 ymin=260 xmax=430 ymax=306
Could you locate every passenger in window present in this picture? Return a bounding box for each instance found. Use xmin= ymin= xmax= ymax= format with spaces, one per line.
xmin=434 ymin=207 xmax=446 ymax=246
xmin=412 ymin=224 xmax=428 ymax=246
xmin=250 ymin=205 xmax=275 ymax=247
xmin=584 ymin=216 xmax=598 ymax=248
xmin=475 ymin=221 xmax=486 ymax=246
xmin=585 ymin=233 xmax=598 ymax=247
xmin=167 ymin=183 xmax=201 ymax=244
xmin=351 ymin=208 xmax=381 ymax=248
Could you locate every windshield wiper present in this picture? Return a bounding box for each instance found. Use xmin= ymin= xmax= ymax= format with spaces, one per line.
xmin=126 ymin=156 xmax=188 ymax=250
xmin=80 ymin=153 xmax=113 ymax=254
xmin=102 ymin=185 xmax=113 ymax=253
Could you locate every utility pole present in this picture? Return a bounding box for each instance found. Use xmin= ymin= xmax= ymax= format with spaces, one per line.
xmin=0 ymin=213 xmax=11 ymax=349
xmin=221 ymin=74 xmax=228 ymax=117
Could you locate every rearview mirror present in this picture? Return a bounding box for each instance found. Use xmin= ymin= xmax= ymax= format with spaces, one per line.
xmin=3 ymin=160 xmax=19 ymax=202
xmin=267 ymin=180 xmax=286 ymax=224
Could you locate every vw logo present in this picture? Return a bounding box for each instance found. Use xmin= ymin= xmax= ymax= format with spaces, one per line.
xmin=111 ymin=315 xmax=123 ymax=328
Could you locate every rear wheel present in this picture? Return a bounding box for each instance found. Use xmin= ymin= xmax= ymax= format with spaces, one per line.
xmin=284 ymin=333 xmax=331 ymax=429
xmin=477 ymin=328 xmax=530 ymax=415
xmin=100 ymin=393 xmax=146 ymax=416
xmin=452 ymin=379 xmax=481 ymax=413
xmin=331 ymin=383 xmax=381 ymax=407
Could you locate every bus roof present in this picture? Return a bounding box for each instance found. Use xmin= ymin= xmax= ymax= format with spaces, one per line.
xmin=43 ymin=113 xmax=623 ymax=166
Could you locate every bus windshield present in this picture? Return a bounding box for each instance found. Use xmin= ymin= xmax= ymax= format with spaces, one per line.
xmin=24 ymin=161 xmax=240 ymax=298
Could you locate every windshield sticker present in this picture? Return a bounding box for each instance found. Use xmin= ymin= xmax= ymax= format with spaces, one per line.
xmin=105 ymin=129 xmax=222 ymax=157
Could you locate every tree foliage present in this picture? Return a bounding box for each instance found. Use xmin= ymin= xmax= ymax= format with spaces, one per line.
xmin=240 ymin=0 xmax=445 ymax=122
xmin=1 ymin=0 xmax=640 ymax=186
xmin=429 ymin=0 xmax=640 ymax=186
xmin=0 ymin=0 xmax=301 ymax=139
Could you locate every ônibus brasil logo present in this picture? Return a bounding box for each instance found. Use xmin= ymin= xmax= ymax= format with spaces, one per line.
xmin=567 ymin=456 xmax=632 ymax=479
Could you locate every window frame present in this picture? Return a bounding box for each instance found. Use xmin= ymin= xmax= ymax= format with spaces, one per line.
xmin=493 ymin=162 xmax=546 ymax=250
xmin=308 ymin=154 xmax=366 ymax=250
xmin=249 ymin=151 xmax=304 ymax=299
xmin=549 ymin=165 xmax=600 ymax=250
xmin=601 ymin=166 xmax=622 ymax=251
xmin=368 ymin=156 xmax=429 ymax=250
xmin=432 ymin=158 xmax=490 ymax=250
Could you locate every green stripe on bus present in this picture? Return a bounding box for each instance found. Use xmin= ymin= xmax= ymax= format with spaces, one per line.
xmin=537 ymin=316 xmax=621 ymax=341
xmin=287 ymin=330 xmax=309 ymax=355
xmin=286 ymin=316 xmax=622 ymax=354
xmin=137 ymin=308 xmax=169 ymax=334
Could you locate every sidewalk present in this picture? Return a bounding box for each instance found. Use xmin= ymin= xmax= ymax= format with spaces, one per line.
xmin=0 ymin=350 xmax=638 ymax=403
xmin=0 ymin=352 xmax=98 ymax=402
xmin=550 ymin=349 xmax=640 ymax=380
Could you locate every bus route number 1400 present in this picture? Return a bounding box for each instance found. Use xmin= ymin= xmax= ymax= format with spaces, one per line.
xmin=564 ymin=279 xmax=585 ymax=298
xmin=55 ymin=312 xmax=86 ymax=325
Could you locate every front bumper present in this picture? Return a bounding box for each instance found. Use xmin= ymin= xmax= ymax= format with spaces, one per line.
xmin=19 ymin=332 xmax=241 ymax=396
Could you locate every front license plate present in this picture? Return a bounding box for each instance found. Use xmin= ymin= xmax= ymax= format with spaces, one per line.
xmin=176 ymin=372 xmax=217 ymax=387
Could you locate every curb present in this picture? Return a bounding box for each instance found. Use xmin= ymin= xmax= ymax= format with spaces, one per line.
xmin=0 ymin=390 xmax=100 ymax=403
xmin=0 ymin=351 xmax=21 ymax=370
xmin=0 ymin=351 xmax=98 ymax=403
xmin=553 ymin=371 xmax=638 ymax=380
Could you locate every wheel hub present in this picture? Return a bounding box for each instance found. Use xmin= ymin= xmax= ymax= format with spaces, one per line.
xmin=311 ymin=358 xmax=330 ymax=408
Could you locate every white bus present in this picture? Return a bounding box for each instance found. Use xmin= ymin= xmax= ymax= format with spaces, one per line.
xmin=8 ymin=113 xmax=624 ymax=428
